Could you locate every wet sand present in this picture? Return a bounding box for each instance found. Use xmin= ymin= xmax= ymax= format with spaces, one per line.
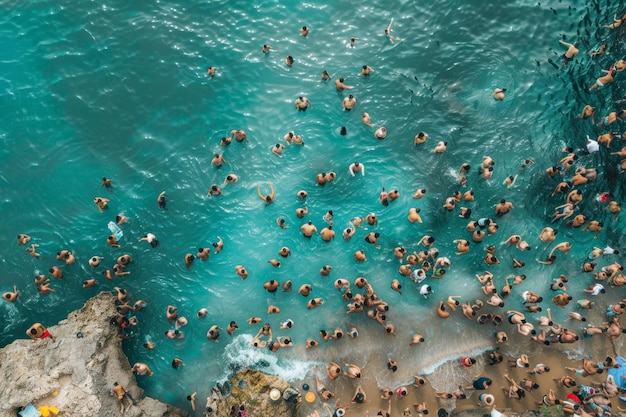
xmin=296 ymin=312 xmax=622 ymax=416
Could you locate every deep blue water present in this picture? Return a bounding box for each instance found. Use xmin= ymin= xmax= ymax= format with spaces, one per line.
xmin=1 ymin=0 xmax=625 ymax=410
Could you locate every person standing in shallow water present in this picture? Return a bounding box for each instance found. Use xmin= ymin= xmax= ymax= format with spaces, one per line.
xmin=294 ymin=96 xmax=312 ymax=110
xmin=257 ymin=182 xmax=275 ymax=205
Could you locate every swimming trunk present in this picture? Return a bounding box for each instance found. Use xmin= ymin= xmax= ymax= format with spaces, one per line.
xmin=543 ymin=395 xmax=550 ymax=406
xmin=606 ymin=305 xmax=618 ymax=318
xmin=41 ymin=329 xmax=51 ymax=339
xmin=507 ymin=313 xmax=515 ymax=324
xmin=596 ymin=79 xmax=604 ymax=87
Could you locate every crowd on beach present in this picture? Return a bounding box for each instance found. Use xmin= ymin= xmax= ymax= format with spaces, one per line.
xmin=5 ymin=9 xmax=626 ymax=417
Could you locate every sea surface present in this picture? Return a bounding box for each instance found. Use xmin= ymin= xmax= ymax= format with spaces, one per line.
xmin=1 ymin=0 xmax=625 ymax=410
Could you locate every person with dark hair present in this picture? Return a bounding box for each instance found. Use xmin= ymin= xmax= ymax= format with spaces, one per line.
xmin=466 ymin=376 xmax=492 ymax=390
xmin=186 ymin=392 xmax=196 ymax=411
xmin=26 ymin=323 xmax=55 ymax=342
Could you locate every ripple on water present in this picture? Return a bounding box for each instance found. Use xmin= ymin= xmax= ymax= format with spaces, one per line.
xmin=1 ymin=0 xmax=624 ymax=411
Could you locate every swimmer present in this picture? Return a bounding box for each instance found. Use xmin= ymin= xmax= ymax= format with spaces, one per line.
xmin=157 ymin=191 xmax=167 ymax=209
xmin=271 ymin=143 xmax=286 ymax=156
xmin=49 ymin=266 xmax=63 ymax=280
xmin=300 ymin=25 xmax=309 ymax=36
xmin=320 ymin=265 xmax=332 ymax=276
xmin=342 ymin=227 xmax=356 ymax=241
xmin=184 ymin=253 xmax=194 ymax=269
xmin=504 ymin=174 xmax=518 ymax=188
xmin=437 ymin=301 xmax=450 ymax=318
xmin=350 ymin=37 xmax=358 ymax=47
xmin=320 ymin=224 xmax=335 ymax=241
xmin=257 ymin=182 xmax=275 ymax=205
xmin=285 ymin=55 xmax=294 ymax=67
xmin=207 ymin=66 xmax=216 ymax=77
xmin=410 ymin=334 xmax=425 ymax=346
xmin=206 ymin=325 xmax=222 ymax=343
xmin=375 ymin=127 xmax=387 ymax=139
xmin=408 ymin=208 xmax=423 ymax=223
xmin=414 ymin=131 xmax=428 ymax=145
xmin=82 ymin=279 xmax=97 ymax=288
xmin=321 ymin=70 xmax=331 ymax=80
xmin=342 ymin=94 xmax=357 ymax=111
xmin=559 ymin=40 xmax=579 ymax=61
xmin=608 ymin=200 xmax=621 ymax=220
xmin=294 ymin=96 xmax=312 ymax=110
xmin=384 ymin=18 xmax=395 ymax=43
xmin=132 ymin=362 xmax=154 ymax=377
xmin=196 ymin=247 xmax=210 ymax=261
xmin=433 ymin=141 xmax=447 ymax=153
xmin=94 ymin=196 xmax=109 ymax=211
xmin=348 ymin=162 xmax=365 ymax=177
xmin=26 ymin=244 xmax=40 ymax=258
xmin=454 ymin=239 xmax=470 ymax=255
xmin=412 ymin=189 xmax=428 ymax=202
xmin=205 ymin=177 xmax=225 ymax=192
xmin=227 ymin=321 xmax=238 ymax=336
xmin=262 ymin=44 xmax=271 ymax=53
xmin=235 ymin=265 xmax=248 ymax=279
xmin=493 ymin=88 xmax=507 ymax=101
xmin=2 ymin=286 xmax=19 ymax=302
xmin=362 ymin=112 xmax=374 ymax=127
xmin=602 ymin=13 xmax=626 ymax=29
xmin=335 ymin=78 xmax=353 ymax=91
xmin=590 ymin=64 xmax=617 ymax=91
xmin=17 ymin=234 xmax=31 ymax=245
xmin=495 ymin=199 xmax=514 ymax=216
xmin=115 ymin=213 xmax=128 ymax=225
xmin=138 ymin=233 xmax=159 ymax=248
xmin=580 ymin=105 xmax=595 ymax=124
xmin=211 ymin=153 xmax=226 ymax=168
xmin=223 ymin=174 xmax=239 ymax=185
xmin=390 ymin=279 xmax=403 ymax=295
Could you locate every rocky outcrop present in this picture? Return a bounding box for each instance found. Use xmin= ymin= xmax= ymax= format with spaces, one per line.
xmin=0 ymin=292 xmax=189 ymax=417
xmin=211 ymin=369 xmax=301 ymax=417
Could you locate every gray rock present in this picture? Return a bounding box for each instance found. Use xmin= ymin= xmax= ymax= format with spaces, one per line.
xmin=0 ymin=292 xmax=189 ymax=417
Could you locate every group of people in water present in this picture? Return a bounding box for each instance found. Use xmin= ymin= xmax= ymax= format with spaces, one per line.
xmin=7 ymin=9 xmax=626 ymax=417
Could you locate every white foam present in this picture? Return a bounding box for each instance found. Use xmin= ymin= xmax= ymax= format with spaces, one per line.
xmin=219 ymin=334 xmax=318 ymax=383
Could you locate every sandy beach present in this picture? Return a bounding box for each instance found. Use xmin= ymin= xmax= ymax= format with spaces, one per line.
xmin=295 ymin=305 xmax=623 ymax=417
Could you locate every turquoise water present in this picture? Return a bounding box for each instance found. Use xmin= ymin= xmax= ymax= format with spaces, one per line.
xmin=1 ymin=0 xmax=625 ymax=410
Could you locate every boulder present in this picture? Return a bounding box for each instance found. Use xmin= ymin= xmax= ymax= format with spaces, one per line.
xmin=0 ymin=292 xmax=188 ymax=417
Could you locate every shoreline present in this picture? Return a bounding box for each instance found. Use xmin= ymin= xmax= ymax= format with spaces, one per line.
xmin=0 ymin=292 xmax=189 ymax=417
xmin=0 ymin=291 xmax=623 ymax=417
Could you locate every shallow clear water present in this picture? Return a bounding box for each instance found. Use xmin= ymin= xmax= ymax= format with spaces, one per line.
xmin=1 ymin=0 xmax=626 ymax=410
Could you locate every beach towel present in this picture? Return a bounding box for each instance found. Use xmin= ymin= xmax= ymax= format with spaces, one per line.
xmin=608 ymin=355 xmax=626 ymax=389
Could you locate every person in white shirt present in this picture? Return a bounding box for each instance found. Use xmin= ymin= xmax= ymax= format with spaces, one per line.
xmin=348 ymin=162 xmax=365 ymax=177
